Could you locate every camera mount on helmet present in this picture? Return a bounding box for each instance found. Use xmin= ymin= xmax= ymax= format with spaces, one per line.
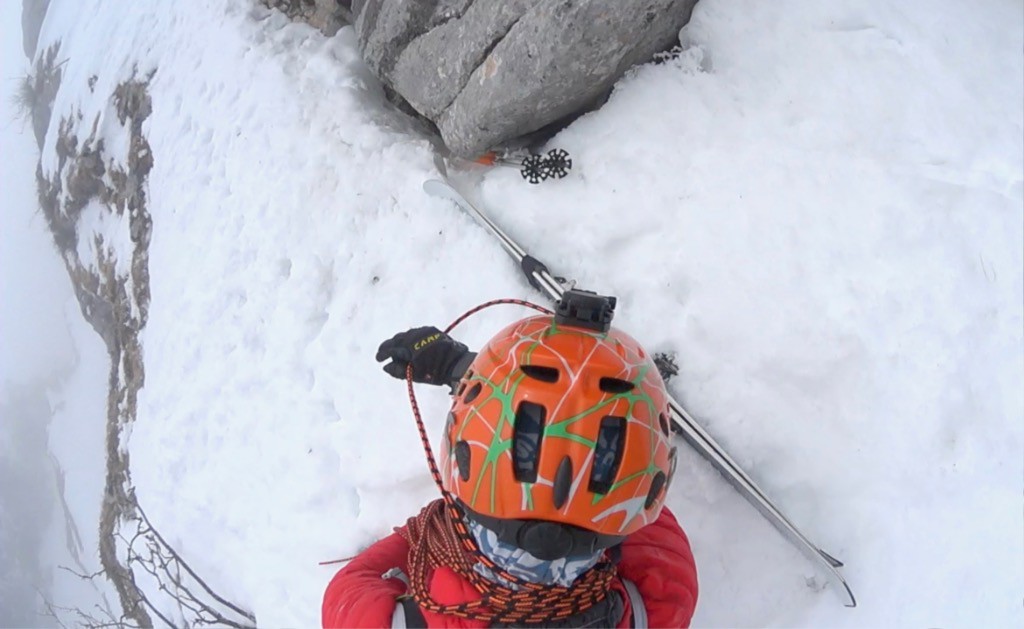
xmin=555 ymin=289 xmax=617 ymax=333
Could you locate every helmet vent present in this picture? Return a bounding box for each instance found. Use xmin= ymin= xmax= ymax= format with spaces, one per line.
xmin=588 ymin=416 xmax=627 ymax=494
xmin=599 ymin=377 xmax=634 ymax=394
xmin=512 ymin=402 xmax=546 ymax=483
xmin=658 ymin=413 xmax=670 ymax=436
xmin=644 ymin=471 xmax=667 ymax=510
xmin=463 ymin=382 xmax=483 ymax=403
xmin=455 ymin=440 xmax=471 ymax=482
xmin=520 ymin=364 xmax=559 ymax=383
xmin=552 ymin=456 xmax=573 ymax=510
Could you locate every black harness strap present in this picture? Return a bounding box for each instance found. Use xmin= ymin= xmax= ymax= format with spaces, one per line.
xmin=398 ymin=597 xmax=427 ymax=628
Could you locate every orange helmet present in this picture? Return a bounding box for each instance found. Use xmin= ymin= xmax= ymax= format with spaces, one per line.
xmin=440 ymin=309 xmax=677 ymax=558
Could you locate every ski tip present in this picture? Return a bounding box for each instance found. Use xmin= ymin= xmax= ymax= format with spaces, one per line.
xmin=423 ymin=179 xmax=450 ymax=196
xmin=423 ymin=179 xmax=468 ymax=208
xmin=820 ymin=551 xmax=856 ymax=607
xmin=840 ymin=580 xmax=857 ymax=608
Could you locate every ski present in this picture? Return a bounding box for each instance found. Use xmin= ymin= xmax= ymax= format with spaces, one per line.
xmin=423 ymin=177 xmax=857 ymax=608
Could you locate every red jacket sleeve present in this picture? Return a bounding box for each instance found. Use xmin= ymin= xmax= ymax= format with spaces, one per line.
xmin=617 ymin=507 xmax=699 ymax=628
xmin=322 ymin=531 xmax=409 ymax=628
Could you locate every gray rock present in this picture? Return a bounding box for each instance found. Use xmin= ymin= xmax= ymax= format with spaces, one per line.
xmin=355 ymin=1 xmax=471 ymax=79
xmin=354 ymin=0 xmax=698 ymax=156
xmin=390 ymin=1 xmax=537 ymax=119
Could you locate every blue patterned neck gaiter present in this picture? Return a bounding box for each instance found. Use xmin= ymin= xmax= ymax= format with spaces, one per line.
xmin=467 ymin=519 xmax=602 ymax=588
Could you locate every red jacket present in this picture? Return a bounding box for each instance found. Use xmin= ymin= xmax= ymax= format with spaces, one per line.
xmin=322 ymin=508 xmax=698 ymax=628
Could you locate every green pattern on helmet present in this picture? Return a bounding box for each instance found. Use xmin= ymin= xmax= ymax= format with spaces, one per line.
xmin=467 ymin=369 xmax=522 ymax=511
xmin=522 ymin=481 xmax=534 ymax=510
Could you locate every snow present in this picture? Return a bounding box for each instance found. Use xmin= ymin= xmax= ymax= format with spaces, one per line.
xmin=30 ymin=0 xmax=1023 ymax=626
xmin=74 ymin=199 xmax=134 ymax=277
xmin=39 ymin=303 xmax=118 ymax=623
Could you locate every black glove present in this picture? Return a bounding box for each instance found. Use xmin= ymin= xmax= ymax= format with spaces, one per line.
xmin=375 ymin=326 xmax=474 ymax=388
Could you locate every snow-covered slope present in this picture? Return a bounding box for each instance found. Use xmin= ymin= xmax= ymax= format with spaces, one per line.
xmin=32 ymin=0 xmax=1022 ymax=626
